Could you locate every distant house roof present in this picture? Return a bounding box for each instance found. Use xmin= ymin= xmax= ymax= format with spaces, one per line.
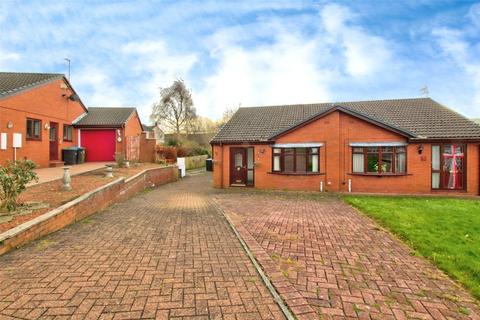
xmin=0 ymin=72 xmax=64 ymax=99
xmin=74 ymin=107 xmax=137 ymax=127
xmin=211 ymin=98 xmax=480 ymax=143
xmin=142 ymin=124 xmax=155 ymax=132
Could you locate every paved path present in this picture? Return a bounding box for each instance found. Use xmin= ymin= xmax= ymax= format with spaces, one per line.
xmin=30 ymin=162 xmax=114 ymax=186
xmin=215 ymin=191 xmax=480 ymax=320
xmin=0 ymin=174 xmax=283 ymax=319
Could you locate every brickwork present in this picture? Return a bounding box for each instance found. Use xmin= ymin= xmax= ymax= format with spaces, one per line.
xmin=0 ymin=173 xmax=283 ymax=320
xmin=215 ymin=192 xmax=480 ymax=319
xmin=212 ymin=111 xmax=480 ymax=195
xmin=0 ymin=79 xmax=86 ymax=168
xmin=0 ymin=166 xmax=178 ymax=256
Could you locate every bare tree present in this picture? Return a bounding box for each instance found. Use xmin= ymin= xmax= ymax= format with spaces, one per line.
xmin=150 ymin=79 xmax=196 ymax=135
xmin=186 ymin=116 xmax=217 ymax=135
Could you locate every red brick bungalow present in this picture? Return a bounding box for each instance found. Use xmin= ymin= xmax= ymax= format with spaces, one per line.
xmin=0 ymin=72 xmax=142 ymax=167
xmin=211 ymin=98 xmax=480 ymax=195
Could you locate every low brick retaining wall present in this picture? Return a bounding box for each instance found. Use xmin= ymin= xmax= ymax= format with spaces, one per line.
xmin=0 ymin=165 xmax=178 ymax=256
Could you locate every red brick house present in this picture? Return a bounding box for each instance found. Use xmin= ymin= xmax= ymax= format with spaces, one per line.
xmin=211 ymin=98 xmax=480 ymax=195
xmin=73 ymin=107 xmax=143 ymax=162
xmin=0 ymin=72 xmax=143 ymax=167
xmin=0 ymin=72 xmax=87 ymax=168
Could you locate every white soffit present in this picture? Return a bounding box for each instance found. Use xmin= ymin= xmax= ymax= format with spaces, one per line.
xmin=272 ymin=142 xmax=324 ymax=148
xmin=349 ymin=142 xmax=407 ymax=147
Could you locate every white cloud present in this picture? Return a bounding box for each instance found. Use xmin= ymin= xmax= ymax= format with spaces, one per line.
xmin=0 ymin=48 xmax=20 ymax=69
xmin=121 ymin=40 xmax=198 ymax=120
xmin=467 ymin=3 xmax=480 ymax=27
xmin=195 ymin=32 xmax=331 ymax=118
xmin=194 ymin=3 xmax=394 ymax=119
xmin=74 ymin=67 xmax=127 ymax=107
xmin=433 ymin=25 xmax=480 ymax=114
xmin=321 ymin=4 xmax=392 ymax=77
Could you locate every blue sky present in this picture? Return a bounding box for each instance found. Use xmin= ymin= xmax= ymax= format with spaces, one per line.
xmin=1 ymin=0 xmax=480 ymax=122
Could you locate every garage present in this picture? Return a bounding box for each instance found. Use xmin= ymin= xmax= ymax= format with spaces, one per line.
xmin=80 ymin=129 xmax=116 ymax=161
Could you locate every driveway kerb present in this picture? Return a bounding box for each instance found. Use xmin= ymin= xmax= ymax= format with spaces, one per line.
xmin=212 ymin=199 xmax=318 ymax=320
xmin=211 ymin=200 xmax=298 ymax=320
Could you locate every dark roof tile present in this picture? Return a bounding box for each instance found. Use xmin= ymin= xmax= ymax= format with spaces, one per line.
xmin=0 ymin=72 xmax=64 ymax=99
xmin=211 ymin=98 xmax=480 ymax=142
xmin=74 ymin=107 xmax=136 ymax=127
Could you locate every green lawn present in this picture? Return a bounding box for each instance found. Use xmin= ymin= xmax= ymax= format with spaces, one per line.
xmin=342 ymin=195 xmax=480 ymax=300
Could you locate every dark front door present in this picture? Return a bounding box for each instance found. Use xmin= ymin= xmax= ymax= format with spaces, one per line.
xmin=49 ymin=122 xmax=58 ymax=160
xmin=230 ymin=148 xmax=247 ymax=186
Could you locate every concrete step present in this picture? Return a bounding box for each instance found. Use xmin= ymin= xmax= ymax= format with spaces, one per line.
xmin=49 ymin=161 xmax=65 ymax=167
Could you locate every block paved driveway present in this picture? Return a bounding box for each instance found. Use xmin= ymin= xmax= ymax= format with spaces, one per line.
xmin=214 ymin=191 xmax=480 ymax=320
xmin=0 ymin=173 xmax=284 ymax=320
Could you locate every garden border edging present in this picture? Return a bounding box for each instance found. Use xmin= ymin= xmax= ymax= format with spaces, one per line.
xmin=0 ymin=165 xmax=178 ymax=255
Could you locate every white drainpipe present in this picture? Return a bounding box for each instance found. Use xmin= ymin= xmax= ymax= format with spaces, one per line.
xmin=348 ymin=179 xmax=352 ymax=193
xmin=320 ymin=181 xmax=323 ymax=192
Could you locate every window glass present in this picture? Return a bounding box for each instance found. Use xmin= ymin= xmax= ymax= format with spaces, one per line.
xmin=63 ymin=125 xmax=73 ymax=141
xmin=432 ymin=146 xmax=440 ymax=170
xmin=247 ymin=170 xmax=254 ymax=184
xmin=26 ymin=119 xmax=41 ymax=139
xmin=443 ymin=144 xmax=464 ymax=189
xmin=273 ymin=148 xmax=281 ymax=154
xmin=432 ymin=173 xmax=440 ymax=189
xmin=311 ymin=148 xmax=318 ymax=153
xmin=295 ymin=148 xmax=306 ymax=172
xmin=34 ymin=121 xmax=40 ymax=137
xmin=353 ymin=147 xmax=363 ymax=153
xmin=234 ymin=152 xmax=243 ymax=167
xmin=247 ymin=148 xmax=254 ymax=169
xmin=381 ymin=153 xmax=393 ymax=173
xmin=396 ymin=152 xmax=406 ymax=173
xmin=309 ymin=155 xmax=319 ymax=172
xmin=352 ymin=153 xmax=364 ymax=173
xmin=284 ymin=148 xmax=294 ymax=172
xmin=367 ymin=152 xmax=379 ymax=172
xmin=273 ymin=155 xmax=281 ymax=171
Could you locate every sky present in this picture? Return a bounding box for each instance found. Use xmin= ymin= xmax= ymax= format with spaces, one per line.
xmin=1 ymin=0 xmax=480 ymax=123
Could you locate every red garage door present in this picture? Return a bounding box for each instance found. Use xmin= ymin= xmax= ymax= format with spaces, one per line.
xmin=81 ymin=130 xmax=116 ymax=162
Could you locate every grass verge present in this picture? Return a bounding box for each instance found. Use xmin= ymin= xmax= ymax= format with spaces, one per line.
xmin=342 ymin=195 xmax=480 ymax=300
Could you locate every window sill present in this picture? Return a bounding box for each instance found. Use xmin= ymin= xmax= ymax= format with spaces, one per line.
xmin=268 ymin=172 xmax=326 ymax=176
xmin=348 ymin=172 xmax=411 ymax=177
xmin=26 ymin=137 xmax=41 ymax=141
xmin=431 ymin=188 xmax=467 ymax=193
xmin=63 ymin=139 xmax=73 ymax=142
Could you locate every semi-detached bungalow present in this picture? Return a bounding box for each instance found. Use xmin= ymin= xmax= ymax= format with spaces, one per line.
xmin=0 ymin=72 xmax=142 ymax=167
xmin=210 ymin=98 xmax=480 ymax=195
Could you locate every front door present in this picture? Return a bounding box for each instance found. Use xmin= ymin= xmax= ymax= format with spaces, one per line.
xmin=230 ymin=148 xmax=247 ymax=186
xmin=49 ymin=122 xmax=58 ymax=160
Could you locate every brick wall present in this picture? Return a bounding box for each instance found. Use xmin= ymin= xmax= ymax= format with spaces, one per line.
xmin=0 ymin=165 xmax=178 ymax=255
xmin=139 ymin=132 xmax=156 ymax=163
xmin=212 ymin=111 xmax=480 ymax=195
xmin=0 ymin=79 xmax=86 ymax=168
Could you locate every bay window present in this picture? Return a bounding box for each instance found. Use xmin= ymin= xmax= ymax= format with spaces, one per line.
xmin=352 ymin=146 xmax=406 ymax=175
xmin=272 ymin=147 xmax=320 ymax=174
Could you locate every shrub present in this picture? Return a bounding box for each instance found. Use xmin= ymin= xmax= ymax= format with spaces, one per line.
xmin=114 ymin=152 xmax=126 ymax=168
xmin=176 ymin=146 xmax=188 ymax=157
xmin=0 ymin=160 xmax=38 ymax=212
xmin=180 ymin=141 xmax=211 ymax=157
xmin=155 ymin=145 xmax=177 ymax=163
